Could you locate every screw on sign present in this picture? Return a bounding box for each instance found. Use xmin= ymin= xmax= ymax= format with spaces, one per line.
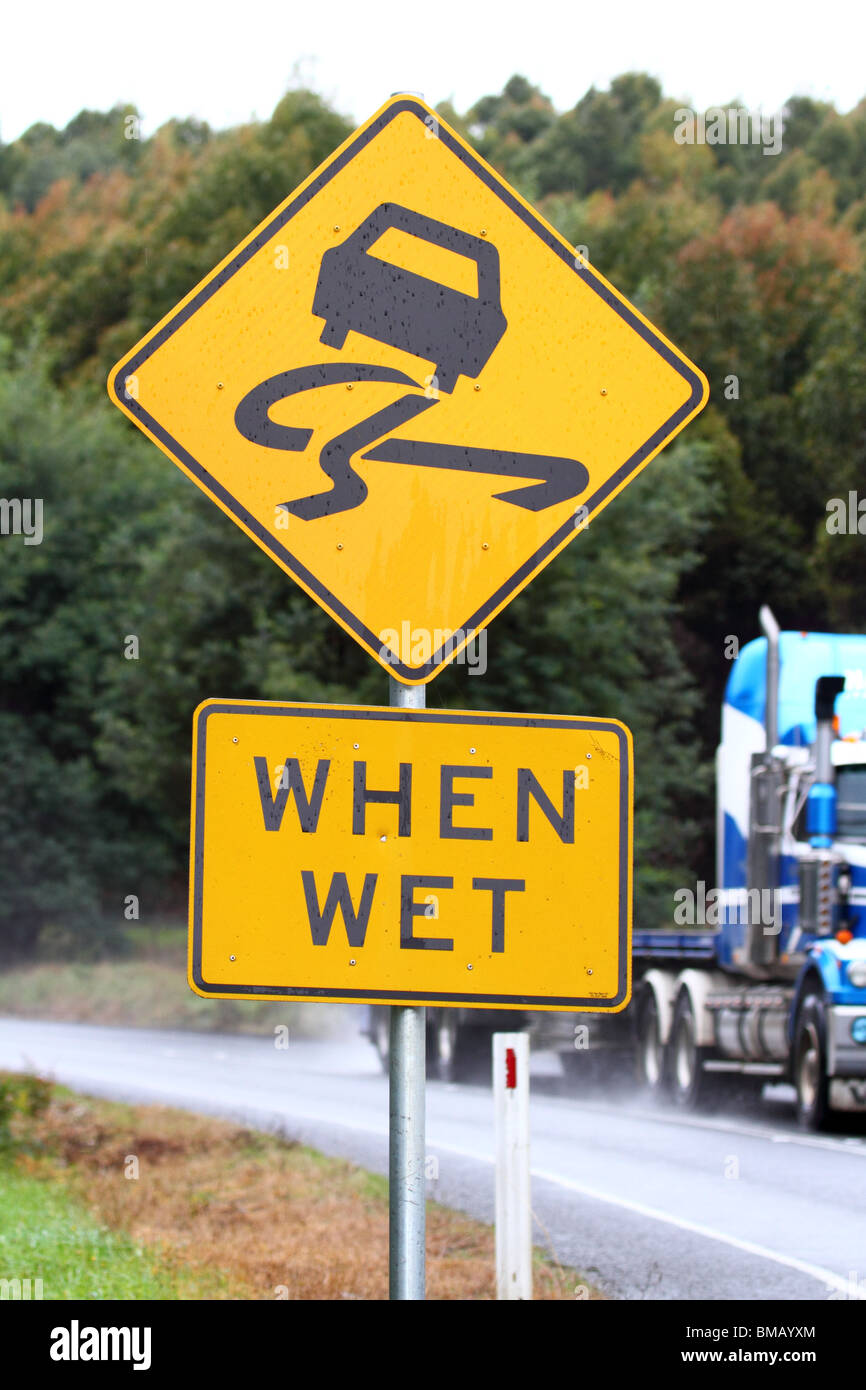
xmin=107 ymin=95 xmax=707 ymax=684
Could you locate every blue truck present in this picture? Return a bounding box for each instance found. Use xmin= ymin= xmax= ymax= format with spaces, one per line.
xmin=369 ymin=610 xmax=866 ymax=1127
xmin=583 ymin=607 xmax=866 ymax=1130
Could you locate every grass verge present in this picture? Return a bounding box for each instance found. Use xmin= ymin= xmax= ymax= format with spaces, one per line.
xmin=2 ymin=1073 xmax=601 ymax=1300
xmin=0 ymin=1167 xmax=232 ymax=1299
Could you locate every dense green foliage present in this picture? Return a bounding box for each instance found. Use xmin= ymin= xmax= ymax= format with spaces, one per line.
xmin=0 ymin=77 xmax=864 ymax=957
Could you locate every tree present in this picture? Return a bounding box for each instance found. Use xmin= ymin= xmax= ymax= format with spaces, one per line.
xmin=0 ymin=345 xmax=173 ymax=957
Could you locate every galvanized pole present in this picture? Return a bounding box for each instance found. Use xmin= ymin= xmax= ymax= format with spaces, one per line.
xmin=389 ymin=674 xmax=426 ymax=1299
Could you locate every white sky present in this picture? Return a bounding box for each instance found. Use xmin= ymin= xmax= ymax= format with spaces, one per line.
xmin=2 ymin=0 xmax=862 ymax=142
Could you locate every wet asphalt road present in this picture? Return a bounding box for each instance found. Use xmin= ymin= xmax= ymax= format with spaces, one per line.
xmin=1 ymin=1015 xmax=865 ymax=1301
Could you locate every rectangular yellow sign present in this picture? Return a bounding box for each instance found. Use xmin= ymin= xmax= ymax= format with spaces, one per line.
xmin=190 ymin=701 xmax=632 ymax=1010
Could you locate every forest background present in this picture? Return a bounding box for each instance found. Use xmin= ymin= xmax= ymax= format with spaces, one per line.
xmin=1 ymin=73 xmax=863 ymax=961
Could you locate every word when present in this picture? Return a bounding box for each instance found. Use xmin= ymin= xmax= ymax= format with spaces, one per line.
xmin=258 ymin=758 xmax=578 ymax=844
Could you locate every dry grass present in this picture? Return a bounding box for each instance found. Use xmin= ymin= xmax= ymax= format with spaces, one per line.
xmin=16 ymin=1085 xmax=597 ymax=1300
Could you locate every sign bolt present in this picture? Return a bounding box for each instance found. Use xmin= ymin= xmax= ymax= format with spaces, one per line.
xmin=349 ymin=959 xmax=356 ymax=966
xmin=232 ymin=737 xmax=239 ymax=743
xmin=482 ymin=542 xmax=489 ymax=550
xmin=480 ymin=229 xmax=487 ymax=237
xmin=230 ymin=955 xmax=236 ymax=962
xmin=337 ymin=543 xmax=344 ymax=550
xmin=600 ymin=388 xmax=608 ymax=396
xmin=217 ymin=382 xmax=224 ymax=390
xmin=346 ymin=383 xmax=354 ymax=390
xmin=586 ymin=968 xmax=593 ymax=975
xmin=469 ymin=747 xmax=476 ymax=754
xmin=474 ymin=384 xmax=481 ymax=391
xmin=353 ymin=743 xmax=359 ymax=749
xmin=333 ymin=224 xmax=341 ymax=232
xmin=586 ymin=752 xmax=592 ymax=759
xmin=467 ymin=963 xmax=473 ymax=970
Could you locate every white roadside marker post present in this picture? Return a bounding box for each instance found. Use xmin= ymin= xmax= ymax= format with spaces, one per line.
xmin=494 ymin=1031 xmax=532 ymax=1299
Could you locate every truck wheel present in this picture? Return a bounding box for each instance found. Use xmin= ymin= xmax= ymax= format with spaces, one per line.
xmin=636 ymin=991 xmax=667 ymax=1097
xmin=670 ymin=991 xmax=717 ymax=1110
xmin=793 ymin=995 xmax=831 ymax=1131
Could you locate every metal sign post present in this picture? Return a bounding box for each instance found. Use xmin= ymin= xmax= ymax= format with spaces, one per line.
xmin=388 ymin=675 xmax=426 ymax=1299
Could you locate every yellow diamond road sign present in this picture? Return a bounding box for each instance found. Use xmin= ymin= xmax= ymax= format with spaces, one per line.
xmin=190 ymin=701 xmax=632 ymax=1010
xmin=109 ymin=96 xmax=708 ymax=684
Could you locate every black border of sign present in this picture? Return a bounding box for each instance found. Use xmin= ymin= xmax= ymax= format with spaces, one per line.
xmin=111 ymin=99 xmax=705 ymax=683
xmin=190 ymin=702 xmax=631 ymax=1008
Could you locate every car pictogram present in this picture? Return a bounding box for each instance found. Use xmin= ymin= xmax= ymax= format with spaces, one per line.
xmin=312 ymin=202 xmax=508 ymax=393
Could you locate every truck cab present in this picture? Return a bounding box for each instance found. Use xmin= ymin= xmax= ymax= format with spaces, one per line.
xmin=635 ymin=614 xmax=866 ymax=1128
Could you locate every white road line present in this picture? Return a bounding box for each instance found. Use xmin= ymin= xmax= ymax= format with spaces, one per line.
xmin=426 ymin=1138 xmax=865 ymax=1298
xmin=531 ymin=1169 xmax=866 ymax=1299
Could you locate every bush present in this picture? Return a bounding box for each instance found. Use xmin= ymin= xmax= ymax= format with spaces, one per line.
xmin=0 ymin=1072 xmax=53 ymax=1152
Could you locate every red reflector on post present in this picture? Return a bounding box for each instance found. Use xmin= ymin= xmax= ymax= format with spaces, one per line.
xmin=505 ymin=1046 xmax=517 ymax=1089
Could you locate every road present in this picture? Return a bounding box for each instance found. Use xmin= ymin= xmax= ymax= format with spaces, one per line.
xmin=1 ymin=1015 xmax=865 ymax=1301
